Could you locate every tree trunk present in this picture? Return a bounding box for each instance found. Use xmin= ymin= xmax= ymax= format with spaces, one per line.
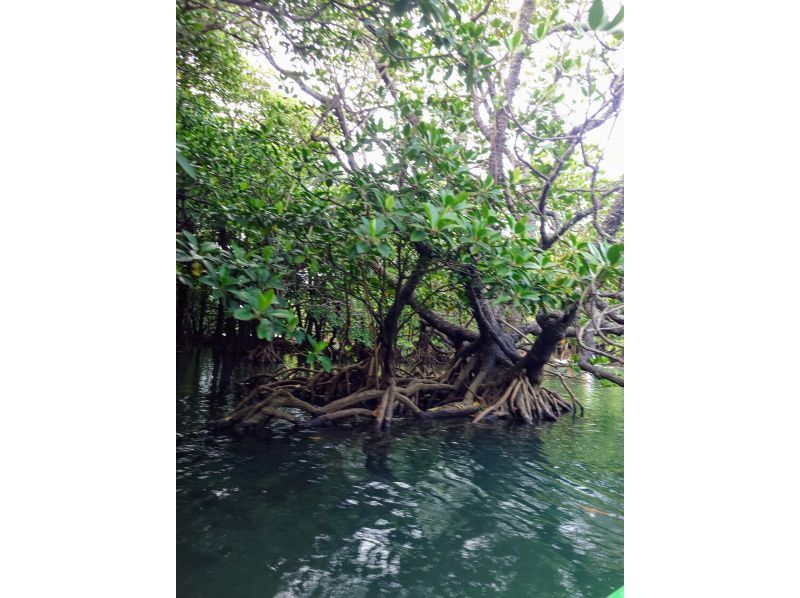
xmin=196 ymin=291 xmax=208 ymax=337
xmin=510 ymin=306 xmax=578 ymax=386
xmin=177 ymin=281 xmax=189 ymax=340
xmin=213 ymin=298 xmax=224 ymax=341
xmin=378 ymin=245 xmax=432 ymax=380
xmin=224 ymin=315 xmax=237 ymax=344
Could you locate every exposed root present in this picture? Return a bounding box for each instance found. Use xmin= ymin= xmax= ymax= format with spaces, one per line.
xmin=217 ymin=386 xmax=326 ymax=432
xmin=244 ymin=343 xmax=281 ymax=365
xmin=244 ymin=338 xmax=296 ymax=364
xmin=472 ymin=373 xmax=576 ymax=425
xmin=436 ymin=347 xmax=504 ymax=407
xmin=373 ymin=380 xmax=396 ymax=428
xmin=393 ymin=392 xmax=424 ymax=415
xmin=472 ymin=377 xmax=519 ymax=424
xmin=304 ymin=408 xmax=375 ymax=427
xmin=216 ymin=348 xmax=579 ymax=433
xmin=214 ymin=359 xmax=460 ymax=432
xmin=422 ymin=401 xmax=481 ymax=418
xmin=545 ymin=366 xmax=585 ymax=415
xmin=410 ymin=324 xmax=453 ymax=378
xmin=437 ymin=356 xmax=463 ymax=383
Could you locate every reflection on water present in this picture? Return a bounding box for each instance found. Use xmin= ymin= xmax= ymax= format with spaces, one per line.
xmin=177 ymin=348 xmax=623 ymax=597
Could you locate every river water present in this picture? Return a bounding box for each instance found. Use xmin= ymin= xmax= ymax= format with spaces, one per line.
xmin=177 ymin=349 xmax=623 ymax=597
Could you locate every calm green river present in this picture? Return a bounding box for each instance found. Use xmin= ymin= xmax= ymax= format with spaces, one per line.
xmin=177 ymin=349 xmax=623 ymax=597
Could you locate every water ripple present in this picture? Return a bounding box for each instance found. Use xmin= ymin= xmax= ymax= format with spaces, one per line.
xmin=177 ymin=349 xmax=623 ymax=598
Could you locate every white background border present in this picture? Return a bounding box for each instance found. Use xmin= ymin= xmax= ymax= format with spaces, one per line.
xmin=1 ymin=1 xmax=798 ymax=596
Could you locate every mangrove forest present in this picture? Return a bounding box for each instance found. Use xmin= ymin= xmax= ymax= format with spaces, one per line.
xmin=176 ymin=0 xmax=624 ymax=434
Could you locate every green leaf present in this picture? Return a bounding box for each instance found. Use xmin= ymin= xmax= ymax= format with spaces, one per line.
xmin=505 ymin=30 xmax=523 ymax=52
xmin=383 ymin=194 xmax=395 ymax=211
xmin=176 ymin=149 xmax=196 ymax=179
xmin=270 ymin=309 xmax=294 ymax=319
xmin=256 ymin=319 xmax=275 ymax=341
xmin=606 ymin=243 xmax=623 ymax=264
xmin=258 ymin=289 xmax=275 ymax=311
xmin=465 ymin=68 xmax=474 ymax=91
xmin=377 ymin=243 xmax=392 ymax=257
xmin=588 ymin=0 xmax=605 ymax=30
xmin=410 ymin=229 xmax=428 ymax=242
xmin=316 ymin=355 xmax=332 ymax=373
xmin=602 ymin=7 xmax=624 ymax=31
xmin=514 ymin=221 xmax=526 ymax=236
xmin=497 ymin=293 xmax=514 ymax=305
xmin=182 ymin=231 xmax=198 ymax=250
xmin=522 ymin=291 xmax=540 ymax=302
xmin=423 ymin=203 xmax=439 ymax=229
xmin=233 ymin=308 xmax=255 ymax=321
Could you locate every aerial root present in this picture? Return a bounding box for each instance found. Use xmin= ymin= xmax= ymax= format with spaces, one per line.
xmin=437 ymin=356 xmax=462 ymax=383
xmin=218 ymin=361 xmax=580 ymax=431
xmin=215 ymin=369 xmax=458 ymax=432
xmin=217 ymin=387 xmax=326 ymax=432
xmin=373 ymin=380 xmax=396 ymax=428
xmin=244 ymin=343 xmax=281 ymax=365
xmin=217 ymin=351 xmax=580 ymax=432
xmin=544 ymin=366 xmax=585 ymax=415
xmin=304 ymin=408 xmax=376 ymax=427
xmin=305 ymin=354 xmax=391 ymax=399
xmin=472 ymin=374 xmax=576 ymax=425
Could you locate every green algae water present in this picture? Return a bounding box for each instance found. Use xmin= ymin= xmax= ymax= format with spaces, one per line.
xmin=177 ymin=349 xmax=623 ymax=597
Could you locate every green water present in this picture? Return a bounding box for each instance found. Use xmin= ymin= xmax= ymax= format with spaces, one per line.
xmin=177 ymin=349 xmax=623 ymax=597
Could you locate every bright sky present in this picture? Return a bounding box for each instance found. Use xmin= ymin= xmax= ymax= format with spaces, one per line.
xmin=587 ymin=112 xmax=623 ymax=177
xmin=246 ymin=1 xmax=623 ymax=178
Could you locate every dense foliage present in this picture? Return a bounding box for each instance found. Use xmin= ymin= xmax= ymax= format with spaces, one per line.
xmin=176 ymin=0 xmax=624 ymax=429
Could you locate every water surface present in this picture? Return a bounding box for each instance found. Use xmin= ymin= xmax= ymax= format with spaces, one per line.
xmin=177 ymin=349 xmax=623 ymax=597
